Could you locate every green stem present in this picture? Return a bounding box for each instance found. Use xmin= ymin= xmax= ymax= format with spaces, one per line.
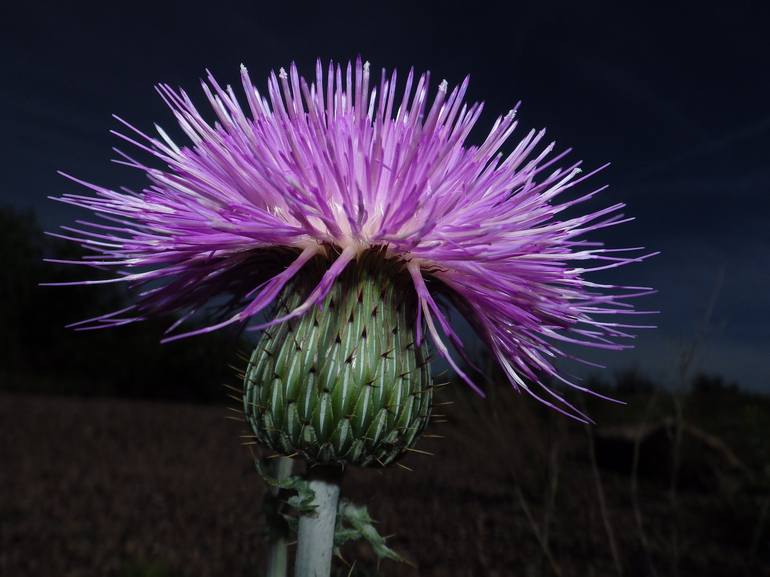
xmin=294 ymin=466 xmax=342 ymax=577
xmin=265 ymin=456 xmax=294 ymax=577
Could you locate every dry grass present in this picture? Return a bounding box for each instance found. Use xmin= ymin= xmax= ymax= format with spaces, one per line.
xmin=1 ymin=388 xmax=768 ymax=577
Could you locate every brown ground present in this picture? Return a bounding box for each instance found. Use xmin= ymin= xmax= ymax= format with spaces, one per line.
xmin=1 ymin=389 xmax=768 ymax=577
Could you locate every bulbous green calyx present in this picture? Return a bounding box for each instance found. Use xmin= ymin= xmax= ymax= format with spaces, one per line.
xmin=243 ymin=249 xmax=433 ymax=467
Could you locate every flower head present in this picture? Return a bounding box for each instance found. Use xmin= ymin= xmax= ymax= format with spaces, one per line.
xmin=49 ymin=58 xmax=655 ymax=420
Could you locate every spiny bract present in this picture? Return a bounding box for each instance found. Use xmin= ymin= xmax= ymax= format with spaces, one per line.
xmin=49 ymin=57 xmax=655 ymax=421
xmin=243 ymin=249 xmax=431 ymax=467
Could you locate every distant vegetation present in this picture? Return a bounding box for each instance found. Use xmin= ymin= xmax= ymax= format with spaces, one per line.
xmin=0 ymin=205 xmax=241 ymax=402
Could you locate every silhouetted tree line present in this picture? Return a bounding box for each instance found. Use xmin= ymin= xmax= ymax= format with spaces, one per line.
xmin=1 ymin=206 xmax=243 ymax=402
xmin=613 ymin=368 xmax=741 ymax=394
xmin=471 ymin=334 xmax=744 ymax=399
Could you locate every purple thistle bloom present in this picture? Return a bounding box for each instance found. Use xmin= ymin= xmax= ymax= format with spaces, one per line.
xmin=48 ymin=58 xmax=656 ymax=420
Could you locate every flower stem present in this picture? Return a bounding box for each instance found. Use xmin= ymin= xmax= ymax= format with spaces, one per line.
xmin=294 ymin=466 xmax=342 ymax=577
xmin=265 ymin=456 xmax=294 ymax=577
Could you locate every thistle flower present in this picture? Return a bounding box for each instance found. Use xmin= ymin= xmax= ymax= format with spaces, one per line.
xmin=49 ymin=58 xmax=654 ymax=445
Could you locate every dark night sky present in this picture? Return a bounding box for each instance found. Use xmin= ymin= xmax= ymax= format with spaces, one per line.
xmin=2 ymin=1 xmax=769 ymax=390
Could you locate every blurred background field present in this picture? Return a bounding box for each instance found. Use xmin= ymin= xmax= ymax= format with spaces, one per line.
xmin=2 ymin=377 xmax=768 ymax=577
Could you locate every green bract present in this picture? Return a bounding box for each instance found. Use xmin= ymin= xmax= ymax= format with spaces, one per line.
xmin=244 ymin=249 xmax=433 ymax=467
